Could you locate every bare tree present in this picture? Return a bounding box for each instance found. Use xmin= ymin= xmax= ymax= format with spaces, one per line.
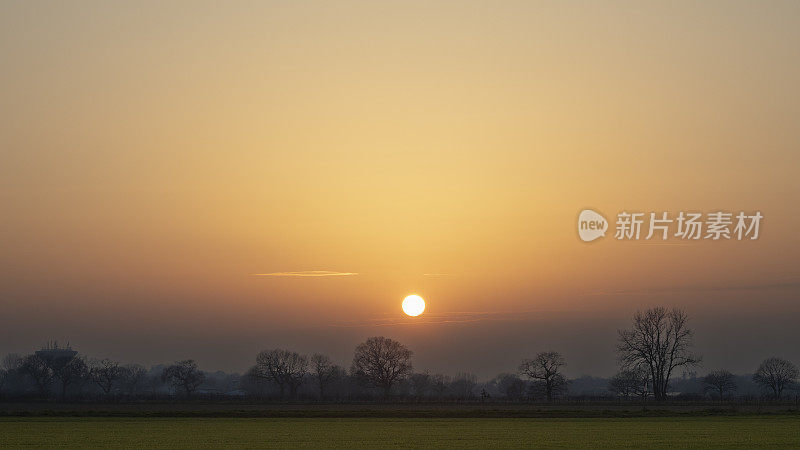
xmin=617 ymin=307 xmax=700 ymax=400
xmin=0 ymin=354 xmax=20 ymax=394
xmin=310 ymin=353 xmax=337 ymax=399
xmin=701 ymin=370 xmax=737 ymax=400
xmin=431 ymin=373 xmax=450 ymax=399
xmin=1 ymin=354 xmax=24 ymax=397
xmin=519 ymin=351 xmax=567 ymax=401
xmin=20 ymin=354 xmax=53 ymax=397
xmin=255 ymin=349 xmax=308 ymax=399
xmin=52 ymin=356 xmax=88 ymax=401
xmin=1 ymin=353 xmax=22 ymax=373
xmin=608 ymin=368 xmax=650 ymax=399
xmin=495 ymin=373 xmax=527 ymax=400
xmin=242 ymin=366 xmax=270 ymax=398
xmin=351 ymin=336 xmax=412 ymax=397
xmin=409 ymin=372 xmax=432 ymax=398
xmin=89 ymin=359 xmax=123 ymax=396
xmin=753 ymin=357 xmax=798 ymax=399
xmin=120 ymin=364 xmax=147 ymax=396
xmin=145 ymin=370 xmax=165 ymax=397
xmin=162 ymin=360 xmax=205 ymax=397
xmin=450 ymin=372 xmax=478 ymax=399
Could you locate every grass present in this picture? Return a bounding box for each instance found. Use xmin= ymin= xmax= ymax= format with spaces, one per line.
xmin=1 ymin=416 xmax=799 ymax=448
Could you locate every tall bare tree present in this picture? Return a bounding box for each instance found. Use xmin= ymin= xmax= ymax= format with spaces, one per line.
xmin=753 ymin=357 xmax=798 ymax=399
xmin=701 ymin=369 xmax=737 ymax=400
xmin=351 ymin=336 xmax=412 ymax=397
xmin=162 ymin=360 xmax=205 ymax=396
xmin=617 ymin=307 xmax=700 ymax=400
xmin=89 ymin=359 xmax=123 ymax=396
xmin=310 ymin=353 xmax=337 ymax=399
xmin=519 ymin=351 xmax=567 ymax=401
xmin=255 ymin=349 xmax=308 ymax=399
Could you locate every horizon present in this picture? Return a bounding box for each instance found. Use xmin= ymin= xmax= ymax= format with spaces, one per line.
xmin=7 ymin=303 xmax=799 ymax=380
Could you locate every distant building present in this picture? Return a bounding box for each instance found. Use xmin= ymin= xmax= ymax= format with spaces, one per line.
xmin=35 ymin=341 xmax=78 ymax=369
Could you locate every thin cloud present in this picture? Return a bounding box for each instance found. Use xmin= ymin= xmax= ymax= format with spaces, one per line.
xmin=423 ymin=273 xmax=455 ymax=277
xmin=251 ymin=271 xmax=358 ymax=277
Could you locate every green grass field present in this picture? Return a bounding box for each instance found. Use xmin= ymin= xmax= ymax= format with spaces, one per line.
xmin=1 ymin=416 xmax=798 ymax=448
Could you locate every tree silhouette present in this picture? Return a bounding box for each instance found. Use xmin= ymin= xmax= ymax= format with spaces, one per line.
xmin=450 ymin=372 xmax=478 ymax=399
xmin=20 ymin=355 xmax=53 ymax=397
xmin=89 ymin=359 xmax=123 ymax=396
xmin=255 ymin=349 xmax=308 ymax=399
xmin=608 ymin=368 xmax=650 ymax=399
xmin=162 ymin=360 xmax=205 ymax=397
xmin=701 ymin=370 xmax=737 ymax=400
xmin=519 ymin=351 xmax=567 ymax=401
xmin=617 ymin=307 xmax=700 ymax=400
xmin=310 ymin=353 xmax=337 ymax=399
xmin=120 ymin=364 xmax=147 ymax=396
xmin=495 ymin=373 xmax=527 ymax=400
xmin=753 ymin=357 xmax=798 ymax=399
xmin=52 ymin=356 xmax=87 ymax=401
xmin=409 ymin=372 xmax=432 ymax=398
xmin=351 ymin=336 xmax=412 ymax=397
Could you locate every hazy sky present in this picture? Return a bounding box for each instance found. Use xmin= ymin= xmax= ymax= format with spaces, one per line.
xmin=2 ymin=1 xmax=799 ymax=378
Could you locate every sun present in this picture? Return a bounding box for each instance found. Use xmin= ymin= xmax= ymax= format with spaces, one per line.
xmin=402 ymin=295 xmax=426 ymax=317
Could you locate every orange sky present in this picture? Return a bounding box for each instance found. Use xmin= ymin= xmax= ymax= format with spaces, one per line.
xmin=1 ymin=1 xmax=799 ymax=376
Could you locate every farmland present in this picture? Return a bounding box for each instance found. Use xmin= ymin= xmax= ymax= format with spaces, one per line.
xmin=1 ymin=416 xmax=799 ymax=448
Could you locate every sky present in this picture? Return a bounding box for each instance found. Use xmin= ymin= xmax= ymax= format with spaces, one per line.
xmin=1 ymin=1 xmax=799 ymax=379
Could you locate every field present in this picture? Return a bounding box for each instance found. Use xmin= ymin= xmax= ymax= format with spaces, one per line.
xmin=2 ymin=416 xmax=799 ymax=448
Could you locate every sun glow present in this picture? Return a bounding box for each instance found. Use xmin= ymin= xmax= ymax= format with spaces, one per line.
xmin=402 ymin=295 xmax=426 ymax=317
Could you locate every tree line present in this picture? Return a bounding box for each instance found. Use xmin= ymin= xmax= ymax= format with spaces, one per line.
xmin=0 ymin=307 xmax=797 ymax=401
